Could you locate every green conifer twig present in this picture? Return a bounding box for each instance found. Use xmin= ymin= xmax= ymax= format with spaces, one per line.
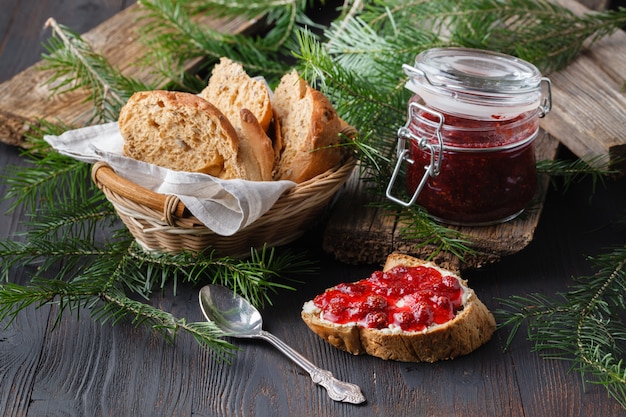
xmin=40 ymin=18 xmax=152 ymax=123
xmin=496 ymin=248 xmax=626 ymax=408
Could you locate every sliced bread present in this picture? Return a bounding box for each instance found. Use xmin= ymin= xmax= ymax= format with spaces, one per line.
xmin=119 ymin=90 xmax=247 ymax=179
xmin=200 ymin=58 xmax=274 ymax=181
xmin=199 ymin=57 xmax=273 ymax=133
xmin=301 ymin=253 xmax=496 ymax=362
xmin=271 ymin=70 xmax=343 ymax=183
xmin=237 ymin=108 xmax=275 ymax=181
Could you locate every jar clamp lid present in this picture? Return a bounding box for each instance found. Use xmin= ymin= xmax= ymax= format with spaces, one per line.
xmin=403 ymin=47 xmax=551 ymax=120
xmin=386 ymin=47 xmax=551 ymax=209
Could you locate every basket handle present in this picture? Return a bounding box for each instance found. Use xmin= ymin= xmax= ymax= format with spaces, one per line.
xmin=91 ymin=162 xmax=187 ymax=218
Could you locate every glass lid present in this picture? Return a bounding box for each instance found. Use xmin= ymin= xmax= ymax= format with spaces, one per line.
xmin=403 ymin=47 xmax=549 ymax=119
xmin=414 ymin=47 xmax=543 ymax=93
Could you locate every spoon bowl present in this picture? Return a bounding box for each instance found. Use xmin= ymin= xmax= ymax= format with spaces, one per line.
xmin=199 ymin=285 xmax=262 ymax=337
xmin=199 ymin=284 xmax=366 ymax=404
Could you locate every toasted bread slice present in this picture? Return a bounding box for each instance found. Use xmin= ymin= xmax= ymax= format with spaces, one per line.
xmin=302 ymin=253 xmax=496 ymax=362
xmin=119 ymin=90 xmax=249 ymax=179
xmin=271 ymin=70 xmax=343 ymax=183
xmin=200 ymin=57 xmax=273 ymax=133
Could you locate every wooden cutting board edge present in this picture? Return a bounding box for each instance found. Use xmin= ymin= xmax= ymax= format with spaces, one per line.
xmin=322 ymin=133 xmax=561 ymax=271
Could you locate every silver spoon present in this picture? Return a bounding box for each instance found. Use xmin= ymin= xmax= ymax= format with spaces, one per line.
xmin=198 ymin=284 xmax=366 ymax=404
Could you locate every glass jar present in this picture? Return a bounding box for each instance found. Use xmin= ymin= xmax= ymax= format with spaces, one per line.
xmin=386 ymin=47 xmax=552 ymax=226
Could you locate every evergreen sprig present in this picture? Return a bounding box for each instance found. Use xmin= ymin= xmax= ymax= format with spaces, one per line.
xmin=95 ymin=289 xmax=235 ymax=361
xmin=0 ymin=278 xmax=237 ymax=361
xmin=537 ymin=155 xmax=620 ymax=193
xmin=135 ymin=0 xmax=316 ymax=88
xmin=496 ymin=246 xmax=626 ymax=408
xmin=349 ymin=0 xmax=626 ymax=73
xmin=0 ymin=229 xmax=312 ymax=358
xmin=0 ymin=123 xmax=98 ymax=215
xmin=40 ymin=18 xmax=153 ymax=123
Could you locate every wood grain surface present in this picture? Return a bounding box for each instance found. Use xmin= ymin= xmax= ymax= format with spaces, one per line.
xmin=543 ymin=0 xmax=626 ymax=173
xmin=3 ymin=156 xmax=625 ymax=416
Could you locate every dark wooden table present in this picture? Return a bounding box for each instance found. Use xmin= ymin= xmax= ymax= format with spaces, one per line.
xmin=2 ymin=1 xmax=626 ymax=416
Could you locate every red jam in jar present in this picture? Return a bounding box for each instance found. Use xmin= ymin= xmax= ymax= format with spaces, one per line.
xmin=312 ymin=265 xmax=465 ymax=332
xmin=387 ymin=48 xmax=551 ymax=226
xmin=406 ymin=103 xmax=539 ymax=224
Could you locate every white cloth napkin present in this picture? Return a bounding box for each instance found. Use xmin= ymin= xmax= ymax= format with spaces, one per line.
xmin=44 ymin=122 xmax=296 ymax=236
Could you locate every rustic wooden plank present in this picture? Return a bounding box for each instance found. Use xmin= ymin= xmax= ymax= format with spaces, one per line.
xmin=541 ymin=58 xmax=626 ymax=168
xmin=0 ymin=144 xmax=49 ymax=416
xmin=541 ymin=0 xmax=626 ymax=173
xmin=22 ymin=286 xmax=199 ymax=416
xmin=0 ymin=292 xmax=50 ymax=416
xmin=0 ymin=4 xmax=257 ymax=147
xmin=323 ymin=133 xmax=560 ymax=269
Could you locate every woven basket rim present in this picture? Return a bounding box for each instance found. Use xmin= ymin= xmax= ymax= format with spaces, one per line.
xmin=92 ymin=156 xmax=357 ymax=224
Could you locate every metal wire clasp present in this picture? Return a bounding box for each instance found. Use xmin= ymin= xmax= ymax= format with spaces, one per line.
xmin=385 ymin=102 xmax=444 ymax=207
xmin=539 ymin=77 xmax=552 ymax=118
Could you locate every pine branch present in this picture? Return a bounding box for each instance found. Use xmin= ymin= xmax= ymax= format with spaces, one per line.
xmin=0 ymin=279 xmax=238 ymax=360
xmin=448 ymin=0 xmax=626 ymax=73
xmin=96 ymin=289 xmax=236 ymax=360
xmin=135 ymin=0 xmax=309 ymax=87
xmin=123 ymin=244 xmax=312 ymax=307
xmin=354 ymin=0 xmax=626 ymax=73
xmin=496 ymin=246 xmax=626 ymax=408
xmin=1 ymin=122 xmax=99 ymax=215
xmin=39 ymin=18 xmax=153 ymax=123
xmin=0 ymin=234 xmax=310 ymax=357
xmin=183 ymin=0 xmax=321 ymax=50
xmin=537 ymin=155 xmax=619 ymax=193
xmin=0 ymin=279 xmax=92 ymax=327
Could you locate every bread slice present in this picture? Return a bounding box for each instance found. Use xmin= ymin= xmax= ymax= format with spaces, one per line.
xmin=119 ymin=90 xmax=248 ymax=179
xmin=301 ymin=253 xmax=496 ymax=362
xmin=238 ymin=108 xmax=275 ymax=181
xmin=199 ymin=57 xmax=273 ymax=133
xmin=199 ymin=58 xmax=274 ymax=181
xmin=271 ymin=70 xmax=344 ymax=183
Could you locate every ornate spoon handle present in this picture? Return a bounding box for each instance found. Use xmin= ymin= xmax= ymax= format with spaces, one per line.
xmin=259 ymin=330 xmax=366 ymax=404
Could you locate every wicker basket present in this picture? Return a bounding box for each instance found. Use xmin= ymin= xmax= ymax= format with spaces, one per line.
xmin=91 ymin=157 xmax=356 ymax=257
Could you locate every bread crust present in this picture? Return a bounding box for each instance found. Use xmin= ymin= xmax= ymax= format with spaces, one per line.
xmin=238 ymin=108 xmax=275 ymax=181
xmin=272 ymin=70 xmax=344 ymax=183
xmin=119 ymin=90 xmax=247 ymax=179
xmin=301 ymin=253 xmax=496 ymax=362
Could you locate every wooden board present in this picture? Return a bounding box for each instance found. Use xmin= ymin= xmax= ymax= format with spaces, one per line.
xmin=323 ymin=133 xmax=560 ymax=270
xmin=0 ymin=4 xmax=258 ymax=147
xmin=540 ymin=0 xmax=626 ymax=173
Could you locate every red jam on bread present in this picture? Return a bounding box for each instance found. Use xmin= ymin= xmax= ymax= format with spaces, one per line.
xmin=312 ymin=265 xmax=466 ymax=332
xmin=302 ymin=254 xmax=496 ymax=362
